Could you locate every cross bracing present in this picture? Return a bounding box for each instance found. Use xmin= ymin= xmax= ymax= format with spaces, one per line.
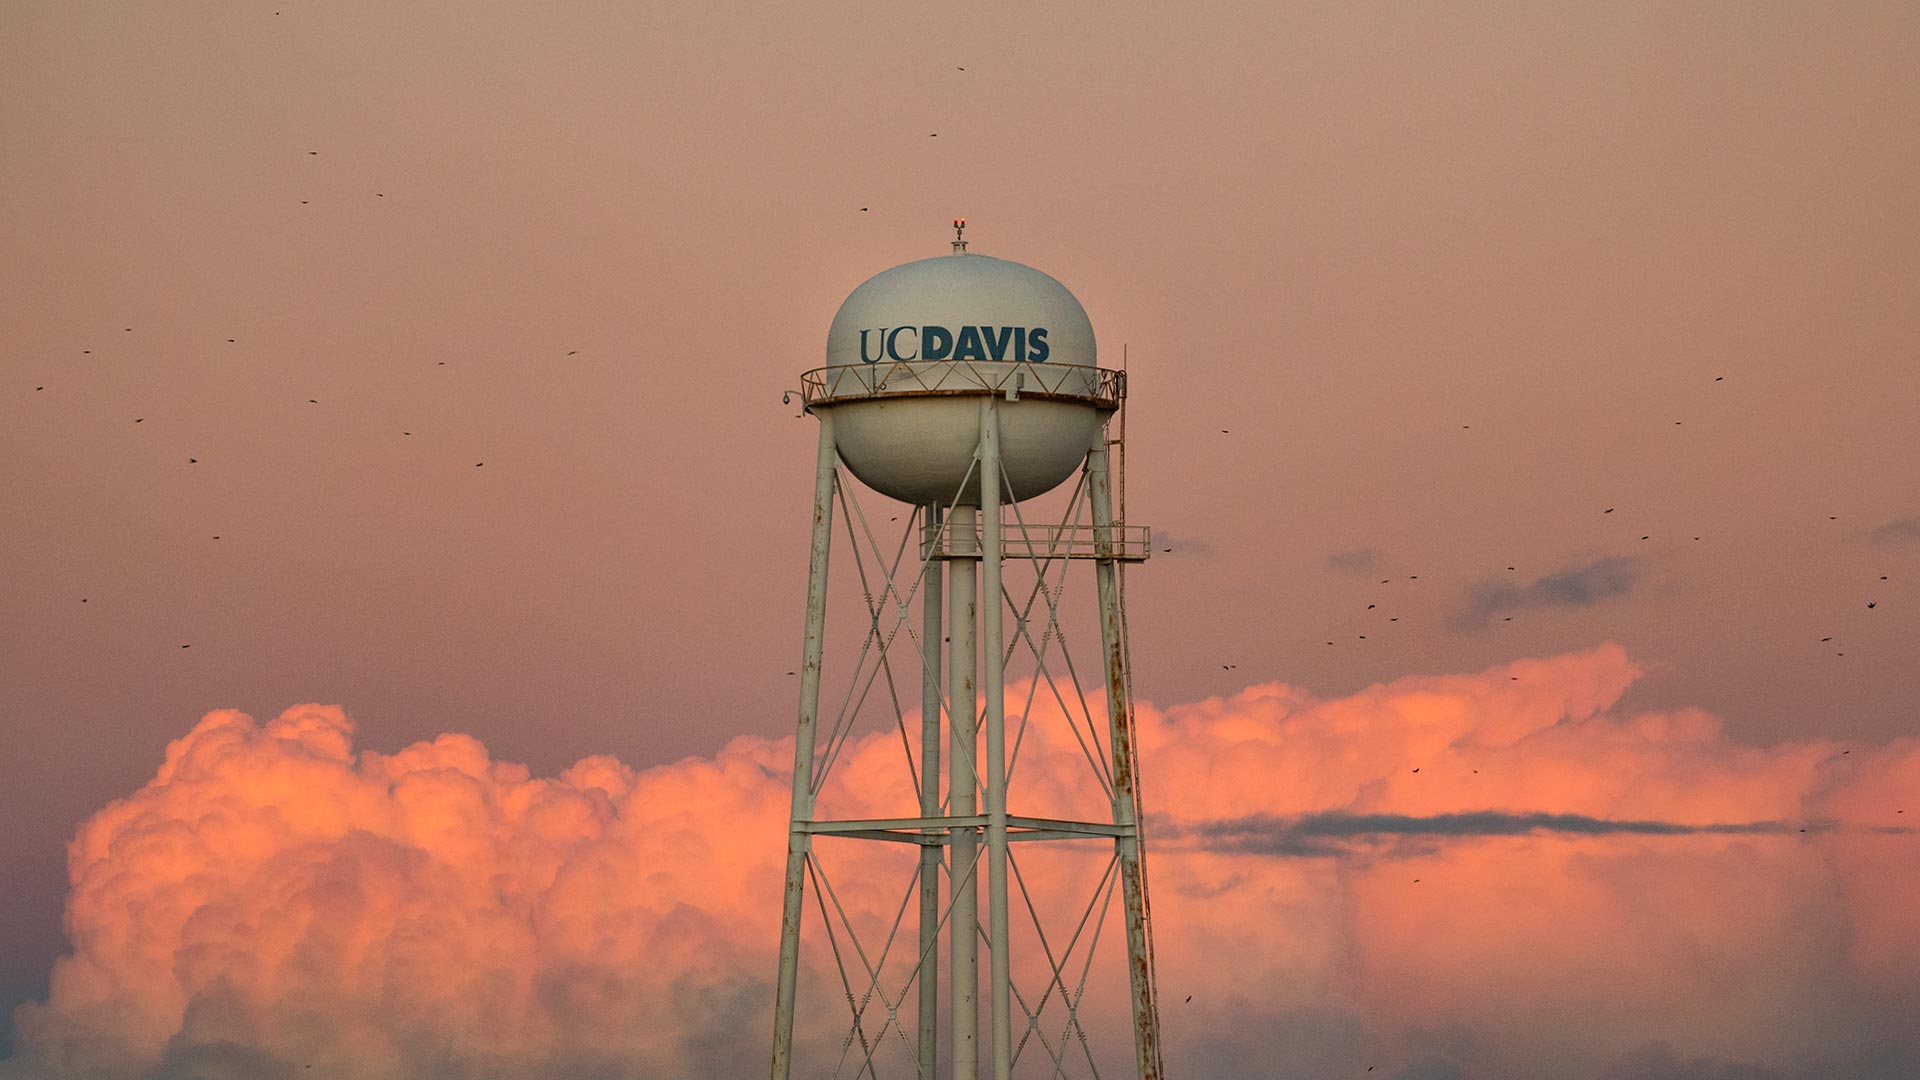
xmin=771 ymin=400 xmax=1165 ymax=1080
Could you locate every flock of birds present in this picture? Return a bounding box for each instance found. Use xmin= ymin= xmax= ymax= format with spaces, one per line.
xmin=35 ymin=323 xmax=1897 ymax=668
xmin=1197 ymin=378 xmax=1895 ymax=663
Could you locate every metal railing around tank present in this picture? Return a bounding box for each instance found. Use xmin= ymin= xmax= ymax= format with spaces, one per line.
xmin=798 ymin=361 xmax=1126 ymax=409
xmin=924 ymin=521 xmax=1151 ymax=562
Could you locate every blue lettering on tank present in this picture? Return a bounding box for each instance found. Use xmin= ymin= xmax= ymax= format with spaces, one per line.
xmin=985 ymin=326 xmax=1015 ymax=361
xmin=953 ymin=325 xmax=987 ymax=361
xmin=886 ymin=325 xmax=918 ymax=361
xmin=857 ymin=325 xmax=1052 ymax=363
xmin=1027 ymin=327 xmax=1049 ymax=362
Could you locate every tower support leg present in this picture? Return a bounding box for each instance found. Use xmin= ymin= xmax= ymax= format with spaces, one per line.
xmin=980 ymin=400 xmax=1013 ymax=1080
xmin=919 ymin=504 xmax=943 ymax=1080
xmin=949 ymin=502 xmax=980 ymax=1080
xmin=1087 ymin=427 xmax=1165 ymax=1080
xmin=770 ymin=410 xmax=837 ymax=1080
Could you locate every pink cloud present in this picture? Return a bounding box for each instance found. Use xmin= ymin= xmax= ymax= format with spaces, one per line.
xmin=5 ymin=645 xmax=1915 ymax=1079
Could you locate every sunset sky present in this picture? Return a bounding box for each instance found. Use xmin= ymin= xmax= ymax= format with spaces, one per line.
xmin=3 ymin=3 xmax=1918 ymax=1078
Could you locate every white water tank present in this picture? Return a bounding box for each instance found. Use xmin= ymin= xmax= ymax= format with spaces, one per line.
xmin=817 ymin=251 xmax=1111 ymax=505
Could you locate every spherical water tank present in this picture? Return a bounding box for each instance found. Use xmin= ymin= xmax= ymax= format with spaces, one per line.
xmin=817 ymin=252 xmax=1110 ymax=505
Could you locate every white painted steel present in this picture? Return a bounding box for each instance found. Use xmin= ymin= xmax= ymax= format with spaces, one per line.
xmin=948 ymin=504 xmax=980 ymax=1080
xmin=980 ymin=400 xmax=1014 ymax=1080
xmin=826 ymin=254 xmax=1096 ymax=369
xmin=1088 ymin=429 xmax=1166 ymax=1080
xmin=769 ymin=411 xmax=837 ymax=1080
xmin=919 ymin=504 xmax=943 ymax=1080
xmin=834 ymin=394 xmax=1100 ymax=505
xmin=774 ymin=241 xmax=1164 ymax=1080
xmin=823 ymin=253 xmax=1104 ymax=505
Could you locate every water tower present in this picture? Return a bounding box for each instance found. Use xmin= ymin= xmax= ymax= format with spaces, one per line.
xmin=770 ymin=223 xmax=1164 ymax=1080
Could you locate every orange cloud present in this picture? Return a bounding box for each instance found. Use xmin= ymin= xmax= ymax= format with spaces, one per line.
xmin=4 ymin=645 xmax=1915 ymax=1079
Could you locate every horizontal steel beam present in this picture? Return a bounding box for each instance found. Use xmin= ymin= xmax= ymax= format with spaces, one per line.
xmin=1006 ymin=815 xmax=1135 ymax=838
xmin=804 ymin=815 xmax=988 ymax=833
xmin=800 ymin=816 xmax=1135 ymax=846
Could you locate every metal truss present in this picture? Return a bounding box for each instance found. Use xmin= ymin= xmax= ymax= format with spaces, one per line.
xmin=771 ymin=400 xmax=1166 ymax=1080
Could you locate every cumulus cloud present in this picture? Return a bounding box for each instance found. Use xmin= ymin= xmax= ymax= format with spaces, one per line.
xmin=6 ymin=646 xmax=1919 ymax=1080
xmin=1451 ymin=556 xmax=1641 ymax=630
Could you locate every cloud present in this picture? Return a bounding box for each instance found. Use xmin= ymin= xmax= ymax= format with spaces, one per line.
xmin=6 ymin=646 xmax=1919 ymax=1080
xmin=1864 ymin=517 xmax=1920 ymax=548
xmin=1451 ymin=556 xmax=1641 ymax=630
xmin=1185 ymin=810 xmax=1815 ymax=857
xmin=1323 ymin=547 xmax=1380 ymax=573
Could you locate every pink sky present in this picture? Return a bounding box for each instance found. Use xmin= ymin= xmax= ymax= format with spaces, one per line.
xmin=3 ymin=2 xmax=1918 ymax=1075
